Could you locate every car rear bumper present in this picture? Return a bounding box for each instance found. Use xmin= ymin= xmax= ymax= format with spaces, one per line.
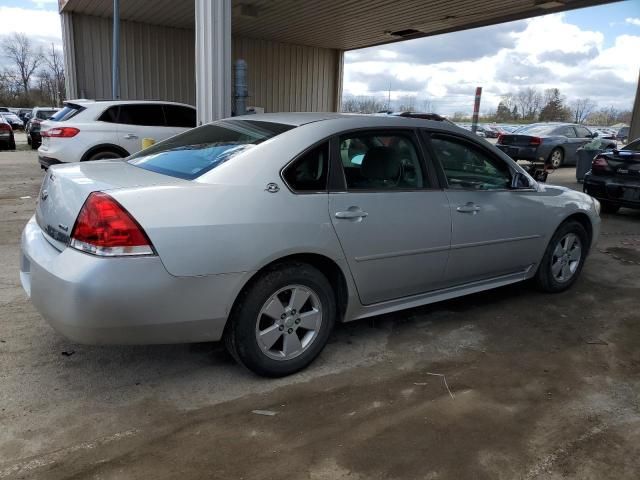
xmin=496 ymin=144 xmax=540 ymax=161
xmin=38 ymin=155 xmax=62 ymax=169
xmin=20 ymin=216 xmax=250 ymax=344
xmin=583 ymin=173 xmax=640 ymax=209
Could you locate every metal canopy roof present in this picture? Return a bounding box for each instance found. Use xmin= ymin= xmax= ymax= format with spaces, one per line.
xmin=60 ymin=0 xmax=616 ymax=50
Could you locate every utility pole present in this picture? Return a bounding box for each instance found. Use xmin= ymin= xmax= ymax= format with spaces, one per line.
xmin=471 ymin=86 xmax=482 ymax=134
xmin=112 ymin=0 xmax=120 ymax=99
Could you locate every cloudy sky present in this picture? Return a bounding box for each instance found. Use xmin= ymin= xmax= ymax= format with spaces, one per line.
xmin=1 ymin=0 xmax=639 ymax=115
xmin=344 ymin=1 xmax=640 ymax=115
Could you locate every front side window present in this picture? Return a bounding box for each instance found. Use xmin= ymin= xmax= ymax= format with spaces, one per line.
xmin=282 ymin=142 xmax=329 ymax=192
xmin=576 ymin=126 xmax=591 ymax=138
xmin=555 ymin=126 xmax=576 ymax=138
xmin=118 ymin=104 xmax=165 ymax=127
xmin=129 ymin=120 xmax=294 ymax=180
xmin=338 ymin=132 xmax=424 ymax=190
xmin=430 ymin=135 xmax=512 ymax=190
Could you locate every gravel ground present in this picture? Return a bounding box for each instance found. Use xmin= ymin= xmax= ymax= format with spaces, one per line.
xmin=0 ymin=151 xmax=638 ymax=480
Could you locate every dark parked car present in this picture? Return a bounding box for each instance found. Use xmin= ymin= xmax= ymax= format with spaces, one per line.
xmin=496 ymin=123 xmax=616 ymax=168
xmin=583 ymin=139 xmax=640 ymax=213
xmin=616 ymin=126 xmax=629 ymax=144
xmin=479 ymin=125 xmax=500 ymax=138
xmin=0 ymin=115 xmax=16 ymax=150
xmin=26 ymin=107 xmax=58 ymax=149
xmin=0 ymin=112 xmax=24 ymax=131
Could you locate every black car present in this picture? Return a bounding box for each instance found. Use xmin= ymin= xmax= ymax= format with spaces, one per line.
xmin=0 ymin=112 xmax=24 ymax=131
xmin=496 ymin=123 xmax=616 ymax=168
xmin=26 ymin=108 xmax=58 ymax=149
xmin=583 ymin=139 xmax=640 ymax=213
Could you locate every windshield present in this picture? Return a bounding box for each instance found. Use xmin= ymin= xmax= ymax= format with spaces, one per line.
xmin=129 ymin=119 xmax=295 ymax=180
xmin=36 ymin=110 xmax=57 ymax=120
xmin=51 ymin=105 xmax=83 ymax=122
xmin=622 ymin=139 xmax=640 ymax=152
xmin=514 ymin=124 xmax=557 ymax=135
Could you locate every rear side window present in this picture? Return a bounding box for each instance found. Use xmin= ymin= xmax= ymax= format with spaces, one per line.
xmin=282 ymin=142 xmax=329 ymax=192
xmin=338 ymin=132 xmax=425 ymax=190
xmin=117 ymin=104 xmax=165 ymax=127
xmin=98 ymin=106 xmax=119 ymax=123
xmin=129 ymin=120 xmax=295 ymax=180
xmin=163 ymin=105 xmax=196 ymax=128
xmin=51 ymin=105 xmax=84 ymax=122
xmin=554 ymin=126 xmax=576 ymax=138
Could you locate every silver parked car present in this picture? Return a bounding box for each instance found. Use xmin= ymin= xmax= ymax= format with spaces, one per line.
xmin=20 ymin=113 xmax=600 ymax=376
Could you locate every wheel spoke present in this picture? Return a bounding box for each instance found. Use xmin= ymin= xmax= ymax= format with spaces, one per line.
xmin=561 ymin=263 xmax=572 ymax=280
xmin=569 ymin=246 xmax=582 ymax=262
xmin=283 ymin=332 xmax=302 ymax=357
xmin=298 ymin=309 xmax=321 ymax=331
xmin=551 ymin=260 xmax=563 ymax=278
xmin=288 ymin=287 xmax=310 ymax=312
xmin=262 ymin=297 xmax=286 ymax=320
xmin=563 ymin=234 xmax=576 ymax=252
xmin=258 ymin=325 xmax=283 ymax=350
xmin=553 ymin=243 xmax=564 ymax=258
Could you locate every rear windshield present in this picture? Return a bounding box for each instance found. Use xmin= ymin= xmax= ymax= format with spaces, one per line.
xmin=514 ymin=125 xmax=556 ymax=135
xmin=128 ymin=120 xmax=295 ymax=180
xmin=51 ymin=105 xmax=84 ymax=122
xmin=36 ymin=110 xmax=57 ymax=120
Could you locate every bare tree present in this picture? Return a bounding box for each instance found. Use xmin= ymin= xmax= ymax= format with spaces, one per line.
xmin=341 ymin=95 xmax=386 ymax=114
xmin=419 ymin=97 xmax=433 ymax=112
xmin=2 ymin=32 xmax=43 ymax=95
xmin=40 ymin=43 xmax=65 ymax=106
xmin=569 ymin=98 xmax=597 ymax=124
xmin=396 ymin=95 xmax=417 ymax=112
xmin=516 ymin=87 xmax=542 ymax=120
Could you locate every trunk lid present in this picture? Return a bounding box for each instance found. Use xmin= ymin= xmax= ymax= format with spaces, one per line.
xmin=498 ymin=134 xmax=540 ymax=146
xmin=592 ymin=150 xmax=640 ymax=178
xmin=36 ymin=160 xmax=185 ymax=250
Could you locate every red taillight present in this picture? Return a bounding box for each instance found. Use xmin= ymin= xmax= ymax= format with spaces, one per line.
xmin=70 ymin=192 xmax=154 ymax=256
xmin=42 ymin=127 xmax=79 ymax=138
xmin=529 ymin=137 xmax=542 ymax=146
xmin=0 ymin=123 xmax=11 ymax=131
xmin=591 ymin=155 xmax=609 ymax=172
xmin=497 ymin=134 xmax=504 ymax=144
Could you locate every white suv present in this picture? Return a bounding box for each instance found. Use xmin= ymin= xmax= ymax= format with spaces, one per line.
xmin=38 ymin=100 xmax=196 ymax=168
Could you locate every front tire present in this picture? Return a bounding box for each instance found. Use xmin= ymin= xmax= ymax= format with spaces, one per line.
xmin=548 ymin=148 xmax=564 ymax=169
xmin=224 ymin=262 xmax=336 ymax=377
xmin=535 ymin=220 xmax=588 ymax=293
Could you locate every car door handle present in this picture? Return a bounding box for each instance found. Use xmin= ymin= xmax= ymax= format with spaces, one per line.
xmin=123 ymin=133 xmax=138 ymax=139
xmin=335 ymin=209 xmax=368 ymax=219
xmin=456 ymin=203 xmax=481 ymax=214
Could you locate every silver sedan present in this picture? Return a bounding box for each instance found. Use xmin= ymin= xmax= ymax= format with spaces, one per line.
xmin=20 ymin=113 xmax=601 ymax=376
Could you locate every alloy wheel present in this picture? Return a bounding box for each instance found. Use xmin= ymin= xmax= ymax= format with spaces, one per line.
xmin=550 ymin=150 xmax=563 ymax=168
xmin=550 ymin=233 xmax=582 ymax=282
xmin=255 ymin=285 xmax=323 ymax=361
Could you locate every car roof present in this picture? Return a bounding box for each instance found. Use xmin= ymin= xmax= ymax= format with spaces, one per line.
xmin=232 ymin=112 xmax=457 ymax=129
xmin=64 ymin=99 xmax=195 ymax=109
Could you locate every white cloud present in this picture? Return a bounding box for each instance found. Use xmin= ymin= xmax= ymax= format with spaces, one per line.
xmin=625 ymin=17 xmax=640 ymax=26
xmin=0 ymin=7 xmax=62 ymax=45
xmin=343 ymin=12 xmax=639 ymax=114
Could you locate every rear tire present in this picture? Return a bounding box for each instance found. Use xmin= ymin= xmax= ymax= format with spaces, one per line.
xmin=84 ymin=149 xmax=124 ymax=161
xmin=8 ymin=136 xmax=15 ymax=150
xmin=30 ymin=140 xmax=38 ymax=150
xmin=224 ymin=262 xmax=336 ymax=377
xmin=600 ymin=202 xmax=620 ymax=214
xmin=535 ymin=220 xmax=588 ymax=293
xmin=548 ymin=148 xmax=564 ymax=169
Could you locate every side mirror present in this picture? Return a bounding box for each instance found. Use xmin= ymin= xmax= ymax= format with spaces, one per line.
xmin=592 ymin=132 xmax=599 ymax=138
xmin=511 ymin=171 xmax=533 ymax=189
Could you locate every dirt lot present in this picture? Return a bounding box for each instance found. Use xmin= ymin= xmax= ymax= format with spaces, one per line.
xmin=1 ymin=151 xmax=639 ymax=480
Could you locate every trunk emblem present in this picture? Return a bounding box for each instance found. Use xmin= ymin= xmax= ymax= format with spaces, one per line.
xmin=265 ymin=183 xmax=280 ymax=193
xmin=618 ymin=169 xmax=629 ymax=174
xmin=40 ymin=189 xmax=48 ymax=201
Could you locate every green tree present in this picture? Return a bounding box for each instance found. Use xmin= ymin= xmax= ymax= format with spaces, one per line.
xmin=495 ymin=102 xmax=512 ymax=122
xmin=539 ymin=88 xmax=571 ymax=122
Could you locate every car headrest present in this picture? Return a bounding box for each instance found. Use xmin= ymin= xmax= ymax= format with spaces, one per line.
xmin=361 ymin=146 xmax=400 ymax=183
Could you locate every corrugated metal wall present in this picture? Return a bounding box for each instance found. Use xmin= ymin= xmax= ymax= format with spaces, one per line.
xmin=70 ymin=13 xmax=195 ymax=103
xmin=232 ymin=36 xmax=341 ymax=112
xmin=66 ymin=14 xmax=341 ymax=112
